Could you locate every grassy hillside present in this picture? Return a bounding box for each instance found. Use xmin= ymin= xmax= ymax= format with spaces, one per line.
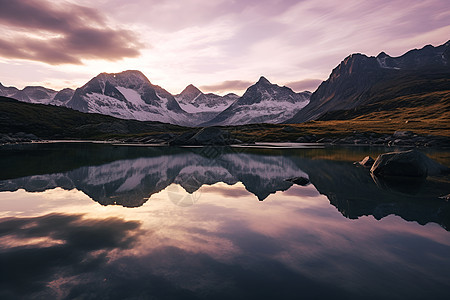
xmin=317 ymin=70 xmax=450 ymax=123
xmin=1 ymin=92 xmax=449 ymax=146
xmin=0 ymin=96 xmax=187 ymax=139
xmin=226 ymin=117 xmax=450 ymax=143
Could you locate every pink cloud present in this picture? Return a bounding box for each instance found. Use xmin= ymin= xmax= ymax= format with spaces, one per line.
xmin=0 ymin=0 xmax=142 ymax=65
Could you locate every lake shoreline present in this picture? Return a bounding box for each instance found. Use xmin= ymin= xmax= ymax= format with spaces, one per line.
xmin=1 ymin=130 xmax=449 ymax=149
xmin=0 ymin=131 xmax=450 ymax=149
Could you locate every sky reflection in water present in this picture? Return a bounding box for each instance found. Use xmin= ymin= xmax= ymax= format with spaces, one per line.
xmin=0 ymin=144 xmax=449 ymax=299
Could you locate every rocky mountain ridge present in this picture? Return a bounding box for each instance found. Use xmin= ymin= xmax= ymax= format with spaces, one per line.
xmin=203 ymin=76 xmax=310 ymax=126
xmin=0 ymin=83 xmax=74 ymax=105
xmin=286 ymin=40 xmax=450 ymax=123
xmin=1 ymin=72 xmax=310 ymax=127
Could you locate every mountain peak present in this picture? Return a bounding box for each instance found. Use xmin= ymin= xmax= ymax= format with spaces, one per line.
xmin=97 ymin=70 xmax=151 ymax=85
xmin=180 ymin=84 xmax=202 ymax=96
xmin=114 ymin=70 xmax=146 ymax=77
xmin=256 ymin=76 xmax=271 ymax=85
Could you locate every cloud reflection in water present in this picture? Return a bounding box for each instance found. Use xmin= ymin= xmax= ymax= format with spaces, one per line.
xmin=0 ymin=145 xmax=449 ymax=299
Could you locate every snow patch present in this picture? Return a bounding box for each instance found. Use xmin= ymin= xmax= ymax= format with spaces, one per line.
xmin=116 ymin=86 xmax=145 ymax=106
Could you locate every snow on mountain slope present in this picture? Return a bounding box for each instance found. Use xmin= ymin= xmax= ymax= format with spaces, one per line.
xmin=0 ymin=82 xmax=74 ymax=105
xmin=2 ymin=72 xmax=311 ymax=126
xmin=203 ymin=77 xmax=311 ymax=126
xmin=0 ymin=83 xmax=19 ymax=98
xmin=0 ymin=84 xmax=55 ymax=104
xmin=53 ymin=88 xmax=75 ymax=105
xmin=66 ymin=70 xmax=192 ymax=126
xmin=175 ymin=84 xmax=238 ymax=113
xmin=174 ymin=84 xmax=239 ymax=125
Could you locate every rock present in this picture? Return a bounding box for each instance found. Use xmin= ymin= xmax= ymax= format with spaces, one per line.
xmin=317 ymin=138 xmax=333 ymax=143
xmin=189 ymin=127 xmax=230 ymax=145
xmin=169 ymin=127 xmax=237 ymax=146
xmin=282 ymin=126 xmax=296 ymax=133
xmin=296 ymin=135 xmax=314 ymax=143
xmin=439 ymin=194 xmax=450 ymax=201
xmin=392 ymin=131 xmax=413 ymax=138
xmin=0 ymin=132 xmax=40 ymax=144
xmin=370 ymin=149 xmax=450 ymax=177
xmin=156 ymin=133 xmax=175 ymax=140
xmin=295 ymin=136 xmax=308 ymax=143
xmin=356 ymin=156 xmax=375 ymax=168
xmin=168 ymin=131 xmax=196 ymax=145
xmin=285 ymin=176 xmax=310 ymax=186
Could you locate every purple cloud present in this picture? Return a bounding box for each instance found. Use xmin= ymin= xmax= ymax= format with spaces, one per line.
xmin=0 ymin=0 xmax=142 ymax=65
xmin=101 ymin=0 xmax=302 ymax=31
xmin=200 ymin=80 xmax=254 ymax=93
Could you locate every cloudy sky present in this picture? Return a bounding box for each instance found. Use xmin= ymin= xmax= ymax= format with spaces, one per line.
xmin=0 ymin=0 xmax=448 ymax=95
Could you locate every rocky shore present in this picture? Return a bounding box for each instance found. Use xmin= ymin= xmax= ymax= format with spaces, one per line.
xmin=0 ymin=132 xmax=41 ymax=144
xmin=1 ymin=128 xmax=449 ymax=148
xmin=295 ymin=130 xmax=450 ymax=148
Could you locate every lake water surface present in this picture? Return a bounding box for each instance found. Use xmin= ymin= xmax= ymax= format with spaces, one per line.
xmin=0 ymin=143 xmax=449 ymax=299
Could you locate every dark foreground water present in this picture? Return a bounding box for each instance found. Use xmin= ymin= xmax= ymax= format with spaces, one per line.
xmin=0 ymin=143 xmax=449 ymax=299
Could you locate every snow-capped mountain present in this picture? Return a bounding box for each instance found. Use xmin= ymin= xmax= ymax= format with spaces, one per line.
xmin=0 ymin=83 xmax=74 ymax=105
xmin=175 ymin=84 xmax=238 ymax=113
xmin=2 ymin=71 xmax=311 ymax=127
xmin=174 ymin=84 xmax=239 ymax=124
xmin=66 ymin=70 xmax=192 ymax=126
xmin=203 ymin=76 xmax=310 ymax=126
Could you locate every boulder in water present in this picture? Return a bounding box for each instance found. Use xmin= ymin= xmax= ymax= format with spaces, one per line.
xmin=370 ymin=149 xmax=449 ymax=177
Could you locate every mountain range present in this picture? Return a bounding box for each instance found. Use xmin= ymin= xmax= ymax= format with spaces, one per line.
xmin=1 ymin=40 xmax=449 ymax=127
xmin=0 ymin=72 xmax=310 ymax=127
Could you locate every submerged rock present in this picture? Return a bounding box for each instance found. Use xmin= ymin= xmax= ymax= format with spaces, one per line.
xmin=370 ymin=149 xmax=449 ymax=177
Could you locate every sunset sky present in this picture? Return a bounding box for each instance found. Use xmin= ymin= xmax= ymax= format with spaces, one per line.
xmin=0 ymin=0 xmax=449 ymax=95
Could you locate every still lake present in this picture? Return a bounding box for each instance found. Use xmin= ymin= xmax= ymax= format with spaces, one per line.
xmin=0 ymin=143 xmax=449 ymax=299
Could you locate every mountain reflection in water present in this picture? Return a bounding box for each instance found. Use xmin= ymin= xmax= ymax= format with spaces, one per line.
xmin=0 ymin=143 xmax=449 ymax=229
xmin=1 ymin=143 xmax=450 ymax=299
